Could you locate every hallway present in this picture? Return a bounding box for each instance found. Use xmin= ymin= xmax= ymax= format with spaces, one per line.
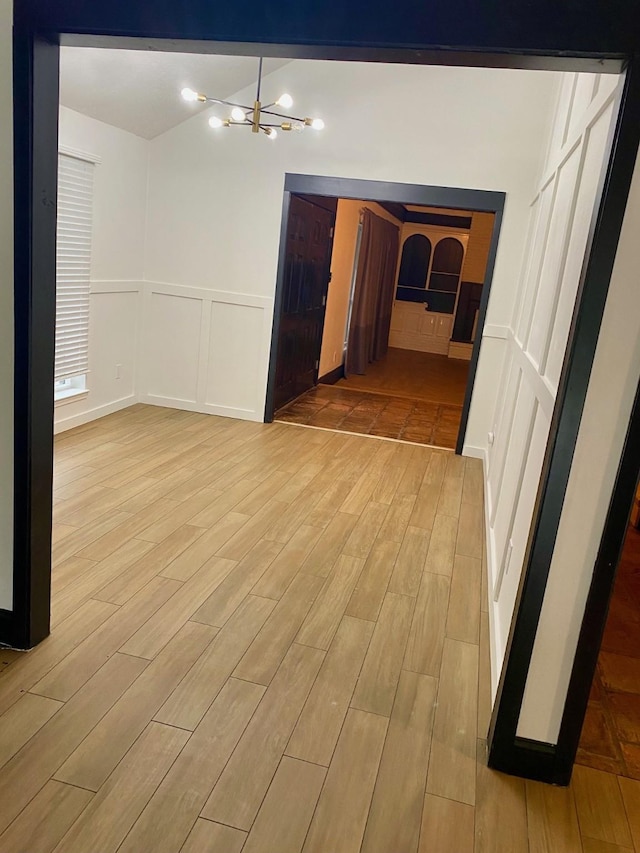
xmin=0 ymin=406 xmax=638 ymax=851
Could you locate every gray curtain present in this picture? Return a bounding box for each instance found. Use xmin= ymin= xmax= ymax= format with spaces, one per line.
xmin=346 ymin=208 xmax=401 ymax=376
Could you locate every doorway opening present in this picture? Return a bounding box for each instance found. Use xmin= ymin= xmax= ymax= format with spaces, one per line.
xmin=10 ymin=3 xmax=640 ymax=793
xmin=265 ymin=176 xmax=504 ymax=454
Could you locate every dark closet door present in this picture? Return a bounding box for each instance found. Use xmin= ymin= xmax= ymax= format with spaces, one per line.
xmin=273 ymin=195 xmax=335 ymax=411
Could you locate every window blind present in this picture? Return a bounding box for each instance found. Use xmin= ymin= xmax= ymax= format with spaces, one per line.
xmin=55 ymin=153 xmax=94 ymax=381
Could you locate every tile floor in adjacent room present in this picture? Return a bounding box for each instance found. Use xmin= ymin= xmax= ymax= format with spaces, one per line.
xmin=276 ymin=349 xmax=469 ymax=449
xmin=276 ymin=384 xmax=463 ymax=449
xmin=577 ymin=524 xmax=640 ymax=781
xmin=0 ymin=405 xmax=639 ymax=852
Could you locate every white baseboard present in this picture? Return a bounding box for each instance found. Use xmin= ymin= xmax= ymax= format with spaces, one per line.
xmin=486 ymin=530 xmax=501 ymax=702
xmin=465 ymin=446 xmax=501 ymax=709
xmin=139 ymin=394 xmax=262 ymax=423
xmin=54 ymin=395 xmax=137 ymax=434
xmin=461 ymin=443 xmax=486 ymax=460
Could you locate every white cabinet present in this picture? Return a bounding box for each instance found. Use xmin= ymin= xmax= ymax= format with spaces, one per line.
xmin=436 ymin=314 xmax=452 ymax=339
xmin=389 ymin=301 xmax=453 ymax=354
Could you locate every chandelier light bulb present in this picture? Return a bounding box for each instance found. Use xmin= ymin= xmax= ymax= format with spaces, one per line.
xmin=182 ymin=60 xmax=325 ymax=144
xmin=276 ymin=93 xmax=293 ymax=109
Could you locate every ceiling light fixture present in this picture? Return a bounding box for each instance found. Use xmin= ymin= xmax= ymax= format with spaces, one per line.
xmin=181 ymin=58 xmax=324 ymax=140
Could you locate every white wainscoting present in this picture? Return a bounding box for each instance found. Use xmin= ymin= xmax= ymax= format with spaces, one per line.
xmin=139 ymin=281 xmax=274 ymax=422
xmin=54 ymin=280 xmax=142 ymax=434
xmin=483 ymin=71 xmax=622 ymax=696
xmin=462 ymin=325 xmax=509 ymax=463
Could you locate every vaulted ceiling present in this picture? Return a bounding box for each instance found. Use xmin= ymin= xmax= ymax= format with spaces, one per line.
xmin=59 ymin=47 xmax=290 ymax=140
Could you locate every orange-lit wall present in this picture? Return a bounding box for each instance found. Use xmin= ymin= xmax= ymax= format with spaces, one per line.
xmin=318 ymin=199 xmax=401 ymax=377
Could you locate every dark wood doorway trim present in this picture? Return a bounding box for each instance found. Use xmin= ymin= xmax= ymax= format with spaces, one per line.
xmin=8 ymin=0 xmax=640 ymax=789
xmin=263 ymin=173 xmax=505 ymax=460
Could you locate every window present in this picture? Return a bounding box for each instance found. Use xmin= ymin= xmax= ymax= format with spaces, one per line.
xmin=396 ymin=232 xmax=464 ymax=312
xmin=55 ymin=152 xmax=95 ymax=401
xmin=54 ymin=376 xmax=87 ymax=400
xmin=398 ymin=234 xmax=432 ymax=289
xmin=429 ymin=237 xmax=464 ymax=293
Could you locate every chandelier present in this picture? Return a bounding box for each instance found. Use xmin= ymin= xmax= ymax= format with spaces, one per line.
xmin=181 ymin=57 xmax=325 ymax=140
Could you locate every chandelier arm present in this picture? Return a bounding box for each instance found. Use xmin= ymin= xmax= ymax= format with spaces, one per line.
xmin=258 ymin=107 xmax=306 ymax=122
xmin=203 ymin=96 xmax=252 ymax=112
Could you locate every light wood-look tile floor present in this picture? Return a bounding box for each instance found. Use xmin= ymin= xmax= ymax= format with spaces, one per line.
xmin=0 ymin=404 xmax=639 ymax=852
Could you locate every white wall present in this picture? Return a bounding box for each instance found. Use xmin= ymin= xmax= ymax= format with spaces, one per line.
xmin=518 ymin=134 xmax=640 ymax=743
xmin=484 ymin=72 xmax=621 ymax=694
xmin=143 ymin=60 xmax=560 ymax=424
xmin=319 ymin=198 xmax=360 ymax=377
xmin=54 ymin=107 xmax=149 ymax=433
xmin=0 ymin=0 xmax=14 ymax=611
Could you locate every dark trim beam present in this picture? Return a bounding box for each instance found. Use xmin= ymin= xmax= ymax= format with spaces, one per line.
xmin=281 ymin=174 xmax=505 ymax=212
xmin=294 ymin=193 xmax=338 ymax=214
xmin=405 ymin=211 xmax=472 ymax=229
xmin=10 ymin=32 xmax=59 ymax=648
xmin=14 ymin=0 xmax=637 ymax=62
xmin=378 ymin=201 xmax=407 ymax=222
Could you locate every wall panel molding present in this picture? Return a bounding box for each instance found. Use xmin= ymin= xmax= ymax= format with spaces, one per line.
xmin=485 ymin=71 xmax=623 ymax=692
xmin=139 ymin=280 xmax=274 ymax=421
xmin=90 ymin=280 xmax=142 ymax=294
xmin=482 ymin=324 xmax=509 ymax=340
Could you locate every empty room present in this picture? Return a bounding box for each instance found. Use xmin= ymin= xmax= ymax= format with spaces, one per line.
xmin=3 ymin=5 xmax=640 ymax=851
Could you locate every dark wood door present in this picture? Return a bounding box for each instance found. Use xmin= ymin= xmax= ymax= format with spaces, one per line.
xmin=273 ymin=195 xmax=335 ymax=411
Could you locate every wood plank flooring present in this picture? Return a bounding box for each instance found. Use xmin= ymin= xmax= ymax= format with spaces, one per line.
xmin=0 ymin=403 xmax=638 ymax=852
